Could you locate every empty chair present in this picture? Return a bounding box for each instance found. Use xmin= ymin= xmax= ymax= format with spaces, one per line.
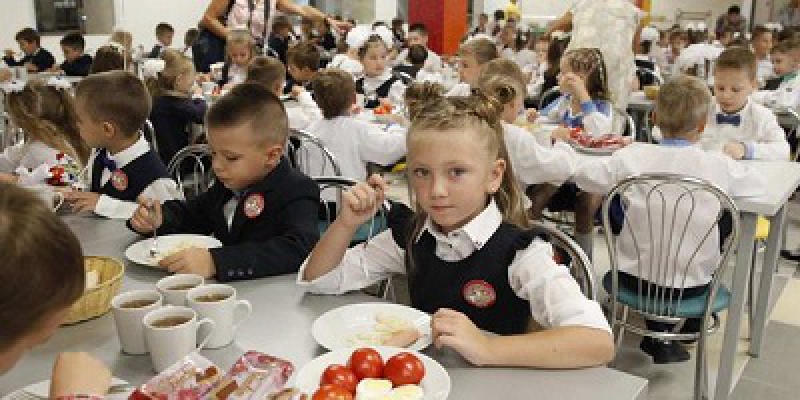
xmin=167 ymin=144 xmax=213 ymax=199
xmin=286 ymin=129 xmax=341 ymax=177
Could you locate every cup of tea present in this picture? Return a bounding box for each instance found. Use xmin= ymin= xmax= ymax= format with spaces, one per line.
xmin=111 ymin=290 xmax=163 ymax=354
xmin=201 ymin=81 xmax=216 ymax=95
xmin=143 ymin=306 xmax=215 ymax=372
xmin=187 ymin=284 xmax=252 ymax=349
xmin=156 ymin=274 xmax=205 ymax=306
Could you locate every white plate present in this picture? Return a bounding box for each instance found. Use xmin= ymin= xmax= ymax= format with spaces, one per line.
xmin=312 ymin=303 xmax=432 ymax=351
xmin=3 ymin=378 xmax=129 ymax=400
xmin=568 ymin=140 xmax=621 ymax=155
xmin=125 ymin=234 xmax=222 ymax=267
xmin=293 ymin=346 xmax=450 ymax=400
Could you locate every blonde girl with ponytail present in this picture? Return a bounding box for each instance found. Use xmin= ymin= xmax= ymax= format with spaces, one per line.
xmin=299 ymin=85 xmax=613 ymax=370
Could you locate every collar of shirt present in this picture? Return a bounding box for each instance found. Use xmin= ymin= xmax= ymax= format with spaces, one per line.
xmin=660 ymin=138 xmax=694 ymax=147
xmin=782 ymin=71 xmax=799 ymax=83
xmin=363 ymin=69 xmax=393 ymax=86
xmin=107 ymin=134 xmax=149 ymax=169
xmin=415 ymin=199 xmax=502 ymax=261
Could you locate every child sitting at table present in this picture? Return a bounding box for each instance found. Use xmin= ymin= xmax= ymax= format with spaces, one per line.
xmin=703 ymin=46 xmax=790 ymax=160
xmin=752 ymin=39 xmax=800 ymax=108
xmin=148 ymin=22 xmax=174 ymax=59
xmin=144 ymin=49 xmax=207 ymax=166
xmin=446 ymin=37 xmax=499 ymax=97
xmin=299 ymin=93 xmax=613 ymax=369
xmin=0 ymin=79 xmax=89 ymax=185
xmin=129 ymin=83 xmax=320 ymax=281
xmin=3 ymin=28 xmax=55 ymax=73
xmin=285 ymin=41 xmax=321 ymax=94
xmin=573 ymin=75 xmax=765 ymax=363
xmin=751 ymin=25 xmax=775 ymax=87
xmin=328 ymin=28 xmax=364 ymax=77
xmin=64 ymin=71 xmax=182 ymax=219
xmin=307 ymin=68 xmax=406 ymax=181
xmin=535 ymin=47 xmax=614 ymax=139
xmin=55 ymin=32 xmax=93 ymax=77
xmin=246 ymin=56 xmax=322 ymax=130
xmin=349 ymin=25 xmax=411 ymax=109
xmin=219 ymin=29 xmax=255 ymax=87
xmin=0 ymin=183 xmax=111 ymax=396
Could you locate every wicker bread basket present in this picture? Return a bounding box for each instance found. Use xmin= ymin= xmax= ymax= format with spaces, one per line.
xmin=63 ymin=256 xmax=125 ymax=325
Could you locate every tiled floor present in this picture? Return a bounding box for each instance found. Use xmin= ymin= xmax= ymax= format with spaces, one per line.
xmin=600 ymin=200 xmax=800 ymax=399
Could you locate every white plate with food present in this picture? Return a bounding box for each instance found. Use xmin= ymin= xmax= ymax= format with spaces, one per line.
xmin=3 ymin=378 xmax=130 ymax=400
xmin=293 ymin=346 xmax=450 ymax=400
xmin=125 ymin=234 xmax=222 ymax=268
xmin=312 ymin=303 xmax=432 ymax=351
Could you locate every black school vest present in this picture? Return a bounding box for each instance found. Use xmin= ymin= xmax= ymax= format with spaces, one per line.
xmin=390 ymin=206 xmax=535 ymax=335
xmin=90 ymin=149 xmax=169 ymax=201
xmin=355 ymin=73 xmax=410 ymax=109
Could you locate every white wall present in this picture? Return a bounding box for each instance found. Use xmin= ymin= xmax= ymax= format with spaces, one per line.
xmin=1 ymin=0 xmax=206 ymax=64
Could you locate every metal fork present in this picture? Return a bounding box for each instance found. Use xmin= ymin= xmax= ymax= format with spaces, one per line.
xmin=148 ymin=201 xmax=160 ymax=258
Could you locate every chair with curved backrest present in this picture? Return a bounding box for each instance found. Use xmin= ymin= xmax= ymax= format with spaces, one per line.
xmin=601 ymin=173 xmax=740 ymax=400
xmin=314 ymin=176 xmax=393 ymax=300
xmin=636 ymin=67 xmax=664 ymax=87
xmin=286 ymin=129 xmax=342 ymax=178
xmin=167 ymin=144 xmax=214 ymax=199
xmin=538 ymin=86 xmax=562 ymax=111
xmin=142 ymin=119 xmax=159 ymax=154
xmin=530 ymin=220 xmax=596 ymax=300
xmin=613 ymin=108 xmax=637 ymax=138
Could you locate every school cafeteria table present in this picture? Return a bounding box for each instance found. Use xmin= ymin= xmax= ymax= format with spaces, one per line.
xmin=0 ymin=216 xmax=648 ymax=400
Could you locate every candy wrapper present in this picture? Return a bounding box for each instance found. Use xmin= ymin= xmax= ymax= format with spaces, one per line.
xmin=204 ymin=351 xmax=294 ymax=399
xmin=14 ymin=152 xmax=84 ymax=187
xmin=129 ymin=353 xmax=223 ymax=400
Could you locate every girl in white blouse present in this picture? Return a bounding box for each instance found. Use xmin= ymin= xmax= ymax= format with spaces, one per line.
xmin=300 ymin=93 xmax=613 ymax=369
xmin=0 ymin=79 xmax=89 ymax=185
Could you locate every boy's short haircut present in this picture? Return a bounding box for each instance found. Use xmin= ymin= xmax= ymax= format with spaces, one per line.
xmin=89 ymin=45 xmax=125 ymax=74
xmin=156 ymin=22 xmax=174 ymax=37
xmin=0 ymin=183 xmax=84 ymax=351
xmin=771 ymin=39 xmax=800 ymax=55
xmin=480 ymin=58 xmax=527 ymax=88
xmin=185 ymin=28 xmax=200 ymax=47
xmin=15 ymin=28 xmax=40 ymax=46
xmin=655 ymin=75 xmax=711 ymax=137
xmin=286 ymin=42 xmax=321 ymax=71
xmin=206 ymin=83 xmax=289 ymax=144
xmin=246 ymin=56 xmax=286 ymax=88
xmin=407 ymin=44 xmax=428 ymax=66
xmin=669 ymin=30 xmax=688 ymax=42
xmin=272 ymin=15 xmax=292 ymax=32
xmin=752 ymin=25 xmax=771 ymax=40
xmin=715 ymin=46 xmax=757 ymax=80
xmin=311 ymin=68 xmax=355 ymax=119
xmin=60 ymin=31 xmax=85 ymax=52
xmin=75 ymin=70 xmax=151 ymax=137
xmin=460 ymin=38 xmax=499 ymax=64
xmin=409 ymin=23 xmax=428 ymax=35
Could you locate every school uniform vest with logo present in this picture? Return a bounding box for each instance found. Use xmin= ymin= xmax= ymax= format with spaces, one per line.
xmin=90 ymin=149 xmax=169 ymax=201
xmin=355 ymin=73 xmax=411 ymax=109
xmin=388 ymin=204 xmax=535 ymax=335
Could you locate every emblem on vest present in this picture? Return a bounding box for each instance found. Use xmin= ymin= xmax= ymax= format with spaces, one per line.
xmin=111 ymin=170 xmax=128 ymax=191
xmin=243 ymin=193 xmax=265 ymax=219
xmin=462 ymin=280 xmax=496 ymax=308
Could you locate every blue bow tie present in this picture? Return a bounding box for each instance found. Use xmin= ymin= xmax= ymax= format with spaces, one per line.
xmin=96 ymin=149 xmax=117 ymax=172
xmin=716 ymin=113 xmax=741 ymax=127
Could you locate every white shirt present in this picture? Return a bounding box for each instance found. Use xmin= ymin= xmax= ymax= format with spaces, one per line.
xmin=86 ymin=135 xmax=183 ymax=219
xmin=543 ymin=95 xmax=615 ymax=137
xmin=502 ymin=123 xmax=576 ymax=186
xmin=227 ymin=64 xmax=247 ymax=85
xmin=756 ymin=57 xmax=774 ymax=87
xmin=752 ymin=73 xmax=800 ymax=109
xmin=306 ymin=116 xmax=406 ymax=184
xmin=394 ymin=47 xmax=443 ymax=71
xmin=329 ymin=54 xmax=363 ymax=77
xmin=359 ymin=69 xmax=408 ymax=107
xmin=298 ymin=200 xmax=611 ymax=332
xmin=286 ymin=91 xmax=323 ymax=130
xmin=702 ymin=99 xmax=790 ymax=161
xmin=0 ymin=140 xmax=71 ymax=174
xmin=445 ymin=82 xmax=471 ymax=97
xmin=573 ymin=141 xmax=766 ymax=287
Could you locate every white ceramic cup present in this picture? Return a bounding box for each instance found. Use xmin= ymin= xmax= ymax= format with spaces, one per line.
xmin=156 ymin=274 xmax=205 ymax=306
xmin=356 ymin=93 xmax=366 ymax=107
xmin=110 ymin=290 xmax=163 ymax=355
xmin=29 ymin=185 xmax=64 ymax=211
xmin=187 ymin=284 xmax=252 ymax=349
xmin=143 ymin=306 xmax=215 ymax=373
xmin=201 ymin=81 xmax=216 ymax=94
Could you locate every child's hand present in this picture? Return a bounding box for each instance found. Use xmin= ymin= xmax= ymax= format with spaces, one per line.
xmin=158 ymin=247 xmax=215 ymax=278
xmin=526 ymin=108 xmax=539 ymax=123
xmin=63 ymin=191 xmax=100 ymax=213
xmin=431 ymin=309 xmax=493 ymax=366
xmin=50 ymin=352 xmax=111 ymax=398
xmin=338 ymin=174 xmax=388 ymax=230
xmin=551 ymin=127 xmax=572 ymax=141
xmin=130 ymin=198 xmax=163 ymax=234
xmin=723 ymin=141 xmax=746 ymax=160
xmin=0 ymin=172 xmax=18 ymax=183
xmin=290 ymin=85 xmax=306 ymax=98
xmin=0 ymin=69 xmax=11 ymax=82
xmin=558 ymin=72 xmax=590 ymax=101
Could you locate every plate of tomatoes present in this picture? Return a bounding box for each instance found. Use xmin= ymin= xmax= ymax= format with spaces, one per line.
xmin=295 ymin=346 xmax=450 ymax=400
xmin=567 ymin=130 xmax=632 ymax=155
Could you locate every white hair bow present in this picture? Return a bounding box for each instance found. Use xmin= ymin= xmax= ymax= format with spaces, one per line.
xmin=142 ymin=59 xmax=166 ymax=78
xmin=468 ymin=33 xmax=494 ymax=43
xmin=107 ymin=41 xmax=126 ymax=53
xmin=551 ymin=30 xmax=570 ymax=40
xmin=46 ymin=76 xmax=72 ymax=91
xmin=0 ymin=80 xmax=25 ymax=94
xmin=346 ymin=25 xmax=394 ymax=50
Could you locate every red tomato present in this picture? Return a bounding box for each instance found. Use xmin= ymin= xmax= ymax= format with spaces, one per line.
xmin=320 ymin=364 xmax=358 ymax=393
xmin=312 ymin=384 xmax=354 ymax=400
xmin=347 ymin=348 xmax=384 ymax=380
xmin=383 ymin=352 xmax=425 ymax=386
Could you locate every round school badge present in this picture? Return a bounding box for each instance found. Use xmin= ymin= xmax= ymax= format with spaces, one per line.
xmin=110 ymin=170 xmax=128 ymax=191
xmin=462 ymin=280 xmax=496 ymax=308
xmin=243 ymin=193 xmax=265 ymax=219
